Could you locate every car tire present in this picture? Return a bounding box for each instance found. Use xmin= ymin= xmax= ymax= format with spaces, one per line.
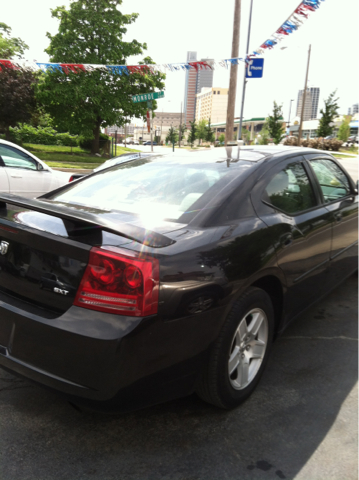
xmin=196 ymin=287 xmax=275 ymax=409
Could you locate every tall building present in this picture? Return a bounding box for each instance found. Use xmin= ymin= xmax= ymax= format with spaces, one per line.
xmin=195 ymin=87 xmax=229 ymax=124
xmin=348 ymin=103 xmax=359 ymax=115
xmin=183 ymin=51 xmax=214 ymax=126
xmin=296 ymin=87 xmax=320 ymax=120
xmin=183 ymin=52 xmax=198 ymax=127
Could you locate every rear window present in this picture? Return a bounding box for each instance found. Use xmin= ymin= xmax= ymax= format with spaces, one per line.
xmin=47 ymin=159 xmax=244 ymax=221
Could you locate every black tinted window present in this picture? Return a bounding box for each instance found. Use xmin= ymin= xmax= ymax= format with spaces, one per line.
xmin=264 ymin=162 xmax=316 ymax=214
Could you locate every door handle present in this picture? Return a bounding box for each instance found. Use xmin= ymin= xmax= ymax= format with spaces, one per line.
xmin=280 ymin=233 xmax=293 ymax=247
xmin=335 ymin=212 xmax=343 ymax=222
xmin=10 ymin=175 xmax=22 ymax=178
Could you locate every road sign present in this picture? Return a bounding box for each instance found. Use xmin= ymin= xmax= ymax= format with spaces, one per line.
xmin=147 ymin=100 xmax=153 ymax=109
xmin=246 ymin=58 xmax=264 ymax=78
xmin=146 ymin=111 xmax=151 ymax=133
xmin=132 ymin=91 xmax=165 ymax=103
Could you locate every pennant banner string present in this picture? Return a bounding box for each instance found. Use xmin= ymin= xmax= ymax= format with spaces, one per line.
xmin=0 ymin=2 xmax=325 ymax=75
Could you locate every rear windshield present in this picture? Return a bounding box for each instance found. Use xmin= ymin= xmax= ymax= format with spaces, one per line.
xmin=48 ymin=158 xmax=248 ymax=221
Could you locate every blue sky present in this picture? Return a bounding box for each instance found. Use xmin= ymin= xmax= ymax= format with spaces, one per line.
xmin=2 ymin=0 xmax=358 ymax=122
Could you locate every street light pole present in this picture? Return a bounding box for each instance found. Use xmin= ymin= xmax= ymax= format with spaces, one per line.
xmin=238 ymin=0 xmax=254 ymax=142
xmin=287 ymin=99 xmax=294 ymax=133
xmin=298 ymin=44 xmax=311 ymax=145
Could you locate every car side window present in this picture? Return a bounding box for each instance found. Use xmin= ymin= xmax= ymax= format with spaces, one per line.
xmin=263 ymin=162 xmax=316 ymax=214
xmin=0 ymin=145 xmax=37 ymax=170
xmin=310 ymin=159 xmax=351 ymax=203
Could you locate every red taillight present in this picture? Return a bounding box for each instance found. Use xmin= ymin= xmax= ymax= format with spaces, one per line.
xmin=69 ymin=176 xmax=75 ymax=182
xmin=74 ymin=246 xmax=159 ymax=317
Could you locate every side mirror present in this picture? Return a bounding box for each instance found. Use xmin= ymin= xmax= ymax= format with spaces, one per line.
xmin=355 ymin=180 xmax=359 ymax=195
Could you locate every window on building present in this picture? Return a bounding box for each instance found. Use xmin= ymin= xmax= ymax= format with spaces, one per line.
xmin=213 ymin=91 xmax=216 ymax=95
xmin=217 ymin=91 xmax=220 ymax=95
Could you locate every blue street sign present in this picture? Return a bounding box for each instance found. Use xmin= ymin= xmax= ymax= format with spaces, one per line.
xmin=246 ymin=58 xmax=264 ymax=78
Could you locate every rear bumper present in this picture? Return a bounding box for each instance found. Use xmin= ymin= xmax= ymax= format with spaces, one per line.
xmin=0 ymin=297 xmax=226 ymax=410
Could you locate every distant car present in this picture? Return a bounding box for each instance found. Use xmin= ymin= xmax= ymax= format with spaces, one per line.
xmin=347 ymin=135 xmax=358 ymax=144
xmin=0 ymin=139 xmax=72 ymax=198
xmin=143 ymin=141 xmax=157 ymax=145
xmin=324 ymin=135 xmax=336 ymax=140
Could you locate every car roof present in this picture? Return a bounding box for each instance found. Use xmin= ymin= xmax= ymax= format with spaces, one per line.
xmin=144 ymin=146 xmax=320 ymax=168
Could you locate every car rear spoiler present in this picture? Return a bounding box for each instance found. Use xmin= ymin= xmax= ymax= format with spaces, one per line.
xmin=0 ymin=194 xmax=175 ymax=248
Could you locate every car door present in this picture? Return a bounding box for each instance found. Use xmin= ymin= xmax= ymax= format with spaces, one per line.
xmin=251 ymin=155 xmax=333 ymax=321
xmin=0 ymin=144 xmax=54 ymax=198
xmin=305 ymin=154 xmax=358 ymax=285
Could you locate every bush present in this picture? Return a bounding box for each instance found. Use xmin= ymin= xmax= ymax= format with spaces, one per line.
xmin=8 ymin=124 xmax=77 ymax=147
xmin=77 ymin=133 xmax=110 ymax=151
xmin=283 ymin=136 xmax=298 ymax=146
xmin=283 ymin=136 xmax=343 ymax=151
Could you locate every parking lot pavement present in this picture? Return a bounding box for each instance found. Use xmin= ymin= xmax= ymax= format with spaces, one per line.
xmin=0 ymin=274 xmax=357 ymax=480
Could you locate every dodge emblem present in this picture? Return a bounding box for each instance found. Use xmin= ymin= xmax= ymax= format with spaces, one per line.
xmin=0 ymin=241 xmax=9 ymax=255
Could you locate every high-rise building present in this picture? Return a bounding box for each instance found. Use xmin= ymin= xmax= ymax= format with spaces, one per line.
xmin=352 ymin=103 xmax=358 ymax=114
xmin=183 ymin=52 xmax=214 ymax=126
xmin=296 ymin=87 xmax=320 ymax=120
xmin=195 ymin=87 xmax=229 ymax=124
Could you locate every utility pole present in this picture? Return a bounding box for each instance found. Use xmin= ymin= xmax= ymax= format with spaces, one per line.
xmin=298 ymin=45 xmax=311 ymax=145
xmin=238 ymin=0 xmax=254 ymax=141
xmin=225 ymin=0 xmax=241 ymax=145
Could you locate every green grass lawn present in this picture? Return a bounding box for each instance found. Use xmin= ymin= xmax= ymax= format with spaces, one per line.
xmin=24 ymin=143 xmax=140 ymax=168
xmin=332 ymin=153 xmax=358 ymax=159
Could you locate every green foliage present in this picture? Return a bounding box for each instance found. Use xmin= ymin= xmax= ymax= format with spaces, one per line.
xmin=0 ymin=23 xmax=29 ymax=58
xmin=9 ymin=124 xmax=78 ymax=146
xmin=242 ymin=128 xmax=251 ymax=143
xmin=258 ymin=126 xmax=270 ymax=145
xmin=337 ymin=117 xmax=351 ymax=142
xmin=178 ymin=123 xmax=187 ymax=142
xmin=218 ymin=133 xmax=225 ymax=143
xmin=165 ymin=126 xmax=178 ymax=144
xmin=0 ymin=68 xmax=38 ymax=139
xmin=205 ymin=119 xmax=215 ymax=143
xmin=317 ymin=91 xmax=339 ymax=138
xmin=187 ymin=121 xmax=197 ymax=148
xmin=77 ymin=133 xmax=109 ymax=151
xmin=196 ymin=119 xmax=208 ymax=143
xmin=267 ymin=102 xmax=285 ymax=144
xmin=37 ymin=0 xmax=165 ymax=154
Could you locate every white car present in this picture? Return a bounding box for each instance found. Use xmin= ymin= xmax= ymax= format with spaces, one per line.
xmin=0 ymin=139 xmax=72 ymax=198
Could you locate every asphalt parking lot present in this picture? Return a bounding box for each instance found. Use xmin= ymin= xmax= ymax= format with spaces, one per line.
xmin=0 ymin=274 xmax=357 ymax=480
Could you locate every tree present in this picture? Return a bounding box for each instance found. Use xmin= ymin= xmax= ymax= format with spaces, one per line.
xmin=196 ymin=119 xmax=208 ymax=144
xmin=218 ymin=133 xmax=225 ymax=143
xmin=166 ymin=126 xmax=178 ymax=144
xmin=37 ymin=0 xmax=165 ymax=154
xmin=267 ymin=102 xmax=285 ymax=145
xmin=178 ymin=123 xmax=187 ymax=144
xmin=0 ymin=67 xmax=38 ymax=140
xmin=258 ymin=124 xmax=270 ymax=145
xmin=205 ymin=118 xmax=215 ymax=143
xmin=0 ymin=23 xmax=29 ymax=59
xmin=187 ymin=121 xmax=197 ymax=148
xmin=317 ymin=91 xmax=339 ymax=138
xmin=337 ymin=116 xmax=350 ymax=142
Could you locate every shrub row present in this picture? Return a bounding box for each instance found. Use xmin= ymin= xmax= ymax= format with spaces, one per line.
xmin=284 ymin=137 xmax=343 ymax=151
xmin=6 ymin=125 xmax=109 ymax=151
xmin=9 ymin=125 xmax=78 ymax=146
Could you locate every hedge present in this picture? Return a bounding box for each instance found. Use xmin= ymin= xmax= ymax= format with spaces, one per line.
xmin=283 ymin=137 xmax=343 ymax=151
xmin=8 ymin=125 xmax=77 ymax=147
